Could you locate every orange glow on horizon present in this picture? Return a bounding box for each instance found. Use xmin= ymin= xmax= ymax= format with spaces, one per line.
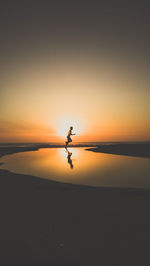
xmin=0 ymin=56 xmax=150 ymax=143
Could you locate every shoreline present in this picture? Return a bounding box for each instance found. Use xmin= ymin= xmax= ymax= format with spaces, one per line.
xmin=0 ymin=143 xmax=150 ymax=191
xmin=0 ymin=143 xmax=96 ymax=159
xmin=1 ymin=143 xmax=150 ymax=160
xmin=0 ymin=144 xmax=150 ymax=265
xmin=86 ymin=143 xmax=150 ymax=158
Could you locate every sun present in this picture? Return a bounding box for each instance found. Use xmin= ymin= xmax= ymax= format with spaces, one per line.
xmin=56 ymin=117 xmax=84 ymax=137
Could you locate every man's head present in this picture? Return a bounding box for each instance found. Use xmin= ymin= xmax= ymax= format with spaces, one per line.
xmin=70 ymin=126 xmax=73 ymax=130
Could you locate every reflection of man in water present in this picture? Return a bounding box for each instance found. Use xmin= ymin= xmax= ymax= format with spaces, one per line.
xmin=67 ymin=151 xmax=73 ymax=169
xmin=65 ymin=126 xmax=76 ymax=148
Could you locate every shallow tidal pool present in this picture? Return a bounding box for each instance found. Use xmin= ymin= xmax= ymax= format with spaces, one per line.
xmin=0 ymin=147 xmax=150 ymax=188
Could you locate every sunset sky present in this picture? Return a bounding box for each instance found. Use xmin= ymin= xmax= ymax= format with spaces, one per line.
xmin=0 ymin=1 xmax=150 ymax=142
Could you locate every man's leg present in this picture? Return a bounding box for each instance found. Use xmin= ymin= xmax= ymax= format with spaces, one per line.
xmin=65 ymin=139 xmax=69 ymax=148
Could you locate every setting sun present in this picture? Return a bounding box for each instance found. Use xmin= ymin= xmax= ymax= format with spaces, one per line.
xmin=55 ymin=117 xmax=84 ymax=137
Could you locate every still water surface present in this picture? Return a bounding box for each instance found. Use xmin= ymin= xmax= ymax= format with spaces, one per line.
xmin=0 ymin=147 xmax=150 ymax=188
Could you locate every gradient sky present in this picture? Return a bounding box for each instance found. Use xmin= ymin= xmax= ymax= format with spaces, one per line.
xmin=0 ymin=1 xmax=150 ymax=142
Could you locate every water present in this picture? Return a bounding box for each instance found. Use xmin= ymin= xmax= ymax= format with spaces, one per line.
xmin=0 ymin=147 xmax=150 ymax=188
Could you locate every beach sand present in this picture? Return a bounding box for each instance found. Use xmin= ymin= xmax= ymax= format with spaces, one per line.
xmin=86 ymin=143 xmax=150 ymax=158
xmin=0 ymin=144 xmax=150 ymax=265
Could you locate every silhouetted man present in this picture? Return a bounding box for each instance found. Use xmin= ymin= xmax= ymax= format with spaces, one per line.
xmin=65 ymin=126 xmax=75 ymax=148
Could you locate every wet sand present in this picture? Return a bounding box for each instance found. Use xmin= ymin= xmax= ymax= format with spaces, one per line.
xmin=0 ymin=144 xmax=150 ymax=265
xmin=86 ymin=143 xmax=150 ymax=158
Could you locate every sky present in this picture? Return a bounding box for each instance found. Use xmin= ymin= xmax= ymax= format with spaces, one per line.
xmin=0 ymin=0 xmax=150 ymax=142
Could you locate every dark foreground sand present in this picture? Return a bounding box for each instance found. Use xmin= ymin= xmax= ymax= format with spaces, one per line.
xmin=0 ymin=144 xmax=150 ymax=266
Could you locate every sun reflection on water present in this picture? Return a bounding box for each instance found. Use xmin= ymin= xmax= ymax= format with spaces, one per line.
xmin=59 ymin=147 xmax=78 ymax=159
xmin=0 ymin=147 xmax=150 ymax=188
